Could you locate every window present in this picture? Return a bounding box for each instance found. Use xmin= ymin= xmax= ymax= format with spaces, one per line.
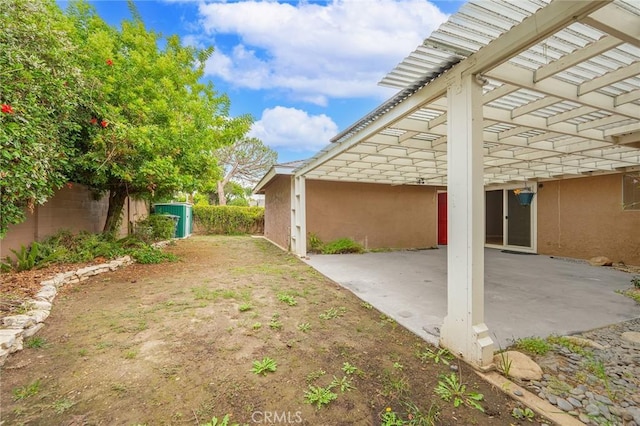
xmin=623 ymin=173 xmax=640 ymax=210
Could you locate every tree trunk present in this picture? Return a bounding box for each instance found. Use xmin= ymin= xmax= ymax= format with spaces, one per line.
xmin=217 ymin=180 xmax=227 ymax=206
xmin=103 ymin=188 xmax=127 ymax=235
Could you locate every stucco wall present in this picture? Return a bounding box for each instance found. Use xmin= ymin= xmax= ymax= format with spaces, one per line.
xmin=1 ymin=184 xmax=148 ymax=258
xmin=537 ymin=174 xmax=640 ymax=265
xmin=263 ymin=175 xmax=292 ymax=250
xmin=306 ymin=180 xmax=438 ymax=249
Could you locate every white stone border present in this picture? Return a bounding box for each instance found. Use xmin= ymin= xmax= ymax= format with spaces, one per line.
xmin=0 ymin=255 xmax=134 ymax=366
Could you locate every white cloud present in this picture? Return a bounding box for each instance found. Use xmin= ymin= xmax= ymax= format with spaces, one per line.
xmin=198 ymin=0 xmax=447 ymax=103
xmin=249 ymin=106 xmax=338 ymax=152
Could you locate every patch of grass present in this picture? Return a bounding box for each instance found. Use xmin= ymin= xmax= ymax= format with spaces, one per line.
xmin=78 ymin=348 xmax=88 ymax=356
xmin=24 ymin=336 xmax=47 ymax=349
xmin=321 ymin=238 xmax=364 ymax=254
xmin=512 ymin=336 xmax=551 ymax=355
xmin=319 ymin=306 xmax=346 ymax=320
xmin=547 ymin=335 xmax=589 ymax=356
xmin=304 ymin=385 xmax=338 ymax=409
xmin=251 ymin=357 xmax=277 ymax=376
xmin=269 ymin=313 xmax=283 ymax=330
xmin=124 ymin=350 xmax=138 ymax=359
xmin=277 ymin=293 xmax=297 ymax=306
xmin=297 ymin=322 xmax=311 ymax=333
xmin=306 ymin=369 xmax=326 ymax=384
xmin=238 ymin=303 xmax=252 ymax=312
xmin=52 ymin=398 xmax=75 ymax=414
xmin=191 ymin=286 xmax=221 ymax=301
xmin=12 ymin=379 xmax=41 ymax=400
xmin=416 ymin=346 xmax=452 ymax=365
xmin=130 ymin=246 xmax=178 ymax=264
xmin=434 ymin=373 xmax=484 ymax=412
xmin=95 ymin=341 xmax=113 ymax=350
xmin=616 ymin=288 xmax=640 ymax=304
xmin=111 ymin=382 xmax=128 ymax=395
xmin=361 ymin=301 xmax=373 ymax=310
xmin=403 ymin=401 xmax=440 ymax=426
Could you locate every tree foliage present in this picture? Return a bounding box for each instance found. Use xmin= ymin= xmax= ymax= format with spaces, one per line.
xmin=214 ymin=137 xmax=277 ymax=205
xmin=0 ymin=0 xmax=86 ymax=236
xmin=67 ymin=1 xmax=251 ymax=233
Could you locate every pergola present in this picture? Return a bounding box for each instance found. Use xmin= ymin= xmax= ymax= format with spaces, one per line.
xmin=290 ymin=0 xmax=640 ymax=367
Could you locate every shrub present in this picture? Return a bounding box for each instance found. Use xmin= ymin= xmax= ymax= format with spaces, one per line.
xmin=134 ymin=214 xmax=177 ymax=243
xmin=193 ymin=206 xmax=264 ymax=235
xmin=321 ymin=238 xmax=364 ymax=254
xmin=307 ymin=232 xmax=324 ymax=253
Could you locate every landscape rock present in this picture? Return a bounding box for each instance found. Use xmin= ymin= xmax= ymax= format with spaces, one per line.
xmin=29 ymin=300 xmax=52 ymax=311
xmin=556 ymin=397 xmax=573 ymax=411
xmin=27 ymin=309 xmax=50 ymax=323
xmin=23 ymin=323 xmax=45 ymax=338
xmin=2 ymin=315 xmax=36 ymax=329
xmin=621 ymin=331 xmax=640 ymax=345
xmin=588 ymin=256 xmax=612 ymax=266
xmin=0 ymin=328 xmax=23 ymax=349
xmin=35 ymin=285 xmax=57 ymax=302
xmin=493 ymin=350 xmax=543 ymax=381
xmin=562 ymin=335 xmax=607 ymax=350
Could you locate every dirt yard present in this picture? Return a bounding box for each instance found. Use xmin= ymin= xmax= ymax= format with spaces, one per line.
xmin=0 ymin=236 xmax=543 ymax=425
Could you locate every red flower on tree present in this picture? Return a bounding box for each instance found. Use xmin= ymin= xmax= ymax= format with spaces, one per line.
xmin=100 ymin=120 xmax=108 ymax=128
xmin=1 ymin=104 xmax=14 ymax=114
xmin=106 ymin=58 xmax=113 ymax=66
xmin=90 ymin=118 xmax=98 ymax=125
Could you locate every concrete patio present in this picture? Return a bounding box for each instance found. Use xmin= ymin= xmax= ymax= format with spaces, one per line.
xmin=305 ymin=248 xmax=639 ymax=348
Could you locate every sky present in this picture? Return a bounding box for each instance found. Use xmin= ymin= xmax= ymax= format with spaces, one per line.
xmin=59 ymin=0 xmax=465 ymax=164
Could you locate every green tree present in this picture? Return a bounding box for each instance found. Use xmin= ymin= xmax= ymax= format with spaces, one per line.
xmin=67 ymin=1 xmax=250 ymax=233
xmin=0 ymin=0 xmax=85 ymax=236
xmin=214 ymin=137 xmax=277 ymax=205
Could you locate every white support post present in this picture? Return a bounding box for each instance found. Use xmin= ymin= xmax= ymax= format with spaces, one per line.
xmin=440 ymin=73 xmax=494 ymax=369
xmin=290 ymin=175 xmax=307 ymax=257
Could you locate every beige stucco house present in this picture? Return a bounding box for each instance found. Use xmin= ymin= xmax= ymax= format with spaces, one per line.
xmin=256 ymin=0 xmax=640 ymax=367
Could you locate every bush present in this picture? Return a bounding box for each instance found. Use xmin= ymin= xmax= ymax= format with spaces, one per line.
xmin=321 ymin=238 xmax=364 ymax=254
xmin=134 ymin=214 xmax=177 ymax=243
xmin=193 ymin=206 xmax=264 ymax=235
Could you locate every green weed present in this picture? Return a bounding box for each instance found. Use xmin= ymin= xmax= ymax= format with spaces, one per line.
xmin=251 ymin=322 xmax=262 ymax=330
xmin=319 ymin=306 xmax=346 ymax=320
xmin=321 ymin=238 xmax=364 ymax=254
xmin=25 ymin=336 xmax=47 ymax=349
xmin=12 ymin=379 xmax=41 ymax=400
xmin=416 ymin=346 xmax=452 ymax=365
xmin=511 ymin=407 xmax=535 ymax=422
xmin=269 ymin=313 xmax=283 ymax=330
xmin=306 ymin=369 xmax=326 ymax=383
xmin=512 ymin=336 xmax=551 ymax=355
xmin=277 ymin=293 xmax=297 ymax=306
xmin=330 ymin=375 xmax=355 ymax=392
xmin=434 ymin=373 xmax=484 ymax=412
xmin=251 ymin=357 xmax=277 ymax=376
xmin=297 ymin=322 xmax=311 ymax=333
xmin=52 ymin=398 xmax=75 ymax=414
xmin=304 ymin=385 xmax=338 ymax=409
xmin=341 ymin=362 xmax=358 ymax=375
xmin=238 ymin=303 xmax=252 ymax=312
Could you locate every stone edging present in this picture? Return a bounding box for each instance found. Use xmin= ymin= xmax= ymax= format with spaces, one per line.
xmin=0 ymin=256 xmax=134 ymax=367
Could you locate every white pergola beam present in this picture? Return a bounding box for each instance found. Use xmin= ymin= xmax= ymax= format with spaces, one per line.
xmin=534 ymin=36 xmax=623 ymax=82
xmin=581 ymin=4 xmax=640 ymax=48
xmin=578 ymin=63 xmax=640 ymax=96
xmin=512 ymin=96 xmax=559 ymax=118
xmin=486 ymin=62 xmax=639 ymax=120
xmin=615 ymin=89 xmax=640 ymax=106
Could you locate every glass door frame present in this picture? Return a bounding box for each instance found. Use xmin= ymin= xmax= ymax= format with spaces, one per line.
xmin=484 ymin=184 xmax=537 ymax=253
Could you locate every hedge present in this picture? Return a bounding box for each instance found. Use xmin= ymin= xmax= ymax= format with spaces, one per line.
xmin=193 ymin=206 xmax=264 ymax=235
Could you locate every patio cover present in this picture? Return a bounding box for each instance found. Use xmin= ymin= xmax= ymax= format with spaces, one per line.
xmin=290 ymin=0 xmax=640 ymax=368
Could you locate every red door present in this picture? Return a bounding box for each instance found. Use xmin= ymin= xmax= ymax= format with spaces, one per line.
xmin=437 ymin=192 xmax=447 ymax=245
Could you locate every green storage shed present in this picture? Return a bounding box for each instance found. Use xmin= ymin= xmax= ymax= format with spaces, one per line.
xmin=153 ymin=203 xmax=193 ymax=238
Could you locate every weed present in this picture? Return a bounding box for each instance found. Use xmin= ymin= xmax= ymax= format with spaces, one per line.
xmin=342 ymin=362 xmax=358 ymax=375
xmin=269 ymin=313 xmax=283 ymax=330
xmin=330 ymin=375 xmax=355 ymax=392
xmin=111 ymin=383 xmax=128 ymax=394
xmin=511 ymin=407 xmax=535 ymax=422
xmin=238 ymin=303 xmax=252 ymax=312
xmin=307 ymin=232 xmax=324 ymax=253
xmin=380 ymin=408 xmax=405 ymax=426
xmin=512 ymin=336 xmax=551 ymax=355
xmin=631 ymin=276 xmax=640 ymax=289
xmin=321 ymin=238 xmax=364 ymax=254
xmin=547 ymin=376 xmax=572 ymax=394
xmin=251 ymin=322 xmax=262 ymax=330
xmin=617 ymin=288 xmax=640 ymax=304
xmin=199 ymin=415 xmax=241 ymax=426
xmin=191 ymin=286 xmax=221 ymax=301
xmin=403 ymin=401 xmax=440 ymax=426
xmin=124 ymin=350 xmax=138 ymax=359
xmin=319 ymin=306 xmax=347 ymax=320
xmin=130 ymin=246 xmax=178 ymax=264
xmin=306 ymin=369 xmax=326 ymax=383
xmin=415 ymin=346 xmax=452 ymax=365
xmin=221 ymin=289 xmax=237 ymax=299
xmin=393 ymin=362 xmax=404 ymax=371
xmin=497 ymin=351 xmax=512 ymax=378
xmin=52 ymin=398 xmax=75 ymax=414
xmin=12 ymin=379 xmax=41 ymax=400
xmin=361 ymin=301 xmax=373 ymax=310
xmin=304 ymin=385 xmax=338 ymax=409
xmin=251 ymin=357 xmax=277 ymax=376
xmin=547 ymin=335 xmax=589 ymax=356
xmin=78 ymin=348 xmax=88 ymax=356
xmin=95 ymin=341 xmax=113 ymax=350
xmin=297 ymin=322 xmax=311 ymax=333
xmin=25 ymin=336 xmax=47 ymax=349
xmin=277 ymin=293 xmax=297 ymax=306
xmin=382 ymin=370 xmax=409 ymax=397
xmin=434 ymin=373 xmax=484 ymax=412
